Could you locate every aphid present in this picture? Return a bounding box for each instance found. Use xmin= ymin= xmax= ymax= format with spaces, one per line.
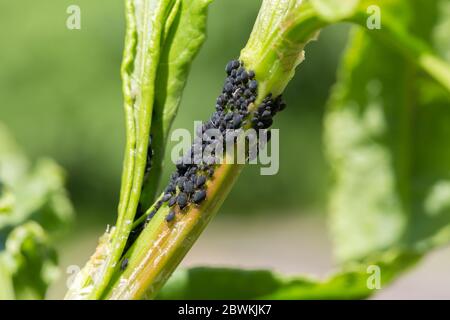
xmin=224 ymin=82 xmax=233 ymax=93
xmin=183 ymin=180 xmax=194 ymax=194
xmin=225 ymin=61 xmax=235 ymax=74
xmin=224 ymin=113 xmax=233 ymax=121
xmin=195 ymin=175 xmax=207 ymax=188
xmin=232 ymin=114 xmax=243 ymax=129
xmin=145 ymin=210 xmax=157 ymax=222
xmin=121 ymin=258 xmax=129 ymax=271
xmin=240 ymin=71 xmax=249 ymax=82
xmin=154 ymin=200 xmax=163 ymax=212
xmin=162 ymin=193 xmax=172 ymax=202
xmin=192 ymin=190 xmax=207 ymax=204
xmin=249 ymin=80 xmax=258 ymax=91
xmin=168 ymin=196 xmax=177 ymax=207
xmin=165 ymin=183 xmax=176 ymax=194
xmin=177 ymin=176 xmax=187 ymax=189
xmin=165 ymin=210 xmax=176 ymax=222
xmin=190 ymin=165 xmax=198 ymax=173
xmin=177 ymin=192 xmax=188 ymax=209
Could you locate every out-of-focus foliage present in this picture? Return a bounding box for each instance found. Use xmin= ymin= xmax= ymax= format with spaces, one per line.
xmin=1 ymin=222 xmax=59 ymax=300
xmin=0 ymin=125 xmax=74 ymax=299
xmin=326 ymin=0 xmax=450 ymax=262
xmin=158 ymin=255 xmax=418 ymax=299
xmin=0 ymin=125 xmax=73 ymax=234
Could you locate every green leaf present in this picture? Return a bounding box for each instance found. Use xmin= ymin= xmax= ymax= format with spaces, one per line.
xmin=1 ymin=222 xmax=59 ymax=300
xmin=141 ymin=0 xmax=213 ymax=208
xmin=157 ymin=250 xmax=420 ymax=300
xmin=69 ymin=0 xmax=213 ymax=300
xmin=325 ymin=0 xmax=450 ymax=271
xmin=85 ymin=0 xmax=181 ymax=300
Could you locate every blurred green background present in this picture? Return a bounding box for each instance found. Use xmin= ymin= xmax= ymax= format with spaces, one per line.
xmin=3 ymin=1 xmax=448 ymax=299
xmin=0 ymin=0 xmax=348 ymax=223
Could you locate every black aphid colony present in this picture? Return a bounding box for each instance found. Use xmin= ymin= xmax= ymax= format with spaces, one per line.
xmin=140 ymin=60 xmax=286 ymax=225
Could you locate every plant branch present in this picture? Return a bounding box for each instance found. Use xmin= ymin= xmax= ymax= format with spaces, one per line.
xmin=103 ymin=0 xmax=320 ymax=300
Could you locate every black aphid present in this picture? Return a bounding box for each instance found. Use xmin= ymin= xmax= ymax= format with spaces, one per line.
xmin=165 ymin=183 xmax=176 ymax=194
xmin=195 ymin=175 xmax=207 ymax=188
xmin=249 ymin=80 xmax=258 ymax=91
xmin=121 ymin=258 xmax=129 ymax=271
xmin=145 ymin=209 xmax=157 ymax=223
xmin=166 ymin=210 xmax=176 ymax=222
xmin=162 ymin=193 xmax=172 ymax=202
xmin=192 ymin=190 xmax=207 ymax=204
xmin=183 ymin=180 xmax=194 ymax=194
xmin=168 ymin=196 xmax=177 ymax=207
xmin=177 ymin=192 xmax=188 ymax=209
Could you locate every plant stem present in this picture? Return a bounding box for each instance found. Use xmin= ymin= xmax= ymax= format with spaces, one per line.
xmin=86 ymin=0 xmax=178 ymax=300
xmin=103 ymin=0 xmax=320 ymax=300
xmin=105 ymin=163 xmax=244 ymax=299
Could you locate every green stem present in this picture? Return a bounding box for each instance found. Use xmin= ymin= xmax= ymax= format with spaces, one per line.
xmin=86 ymin=0 xmax=178 ymax=300
xmin=105 ymin=164 xmax=244 ymax=299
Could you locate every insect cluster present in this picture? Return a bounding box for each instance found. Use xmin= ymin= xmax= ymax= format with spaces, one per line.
xmin=142 ymin=60 xmax=286 ymax=224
